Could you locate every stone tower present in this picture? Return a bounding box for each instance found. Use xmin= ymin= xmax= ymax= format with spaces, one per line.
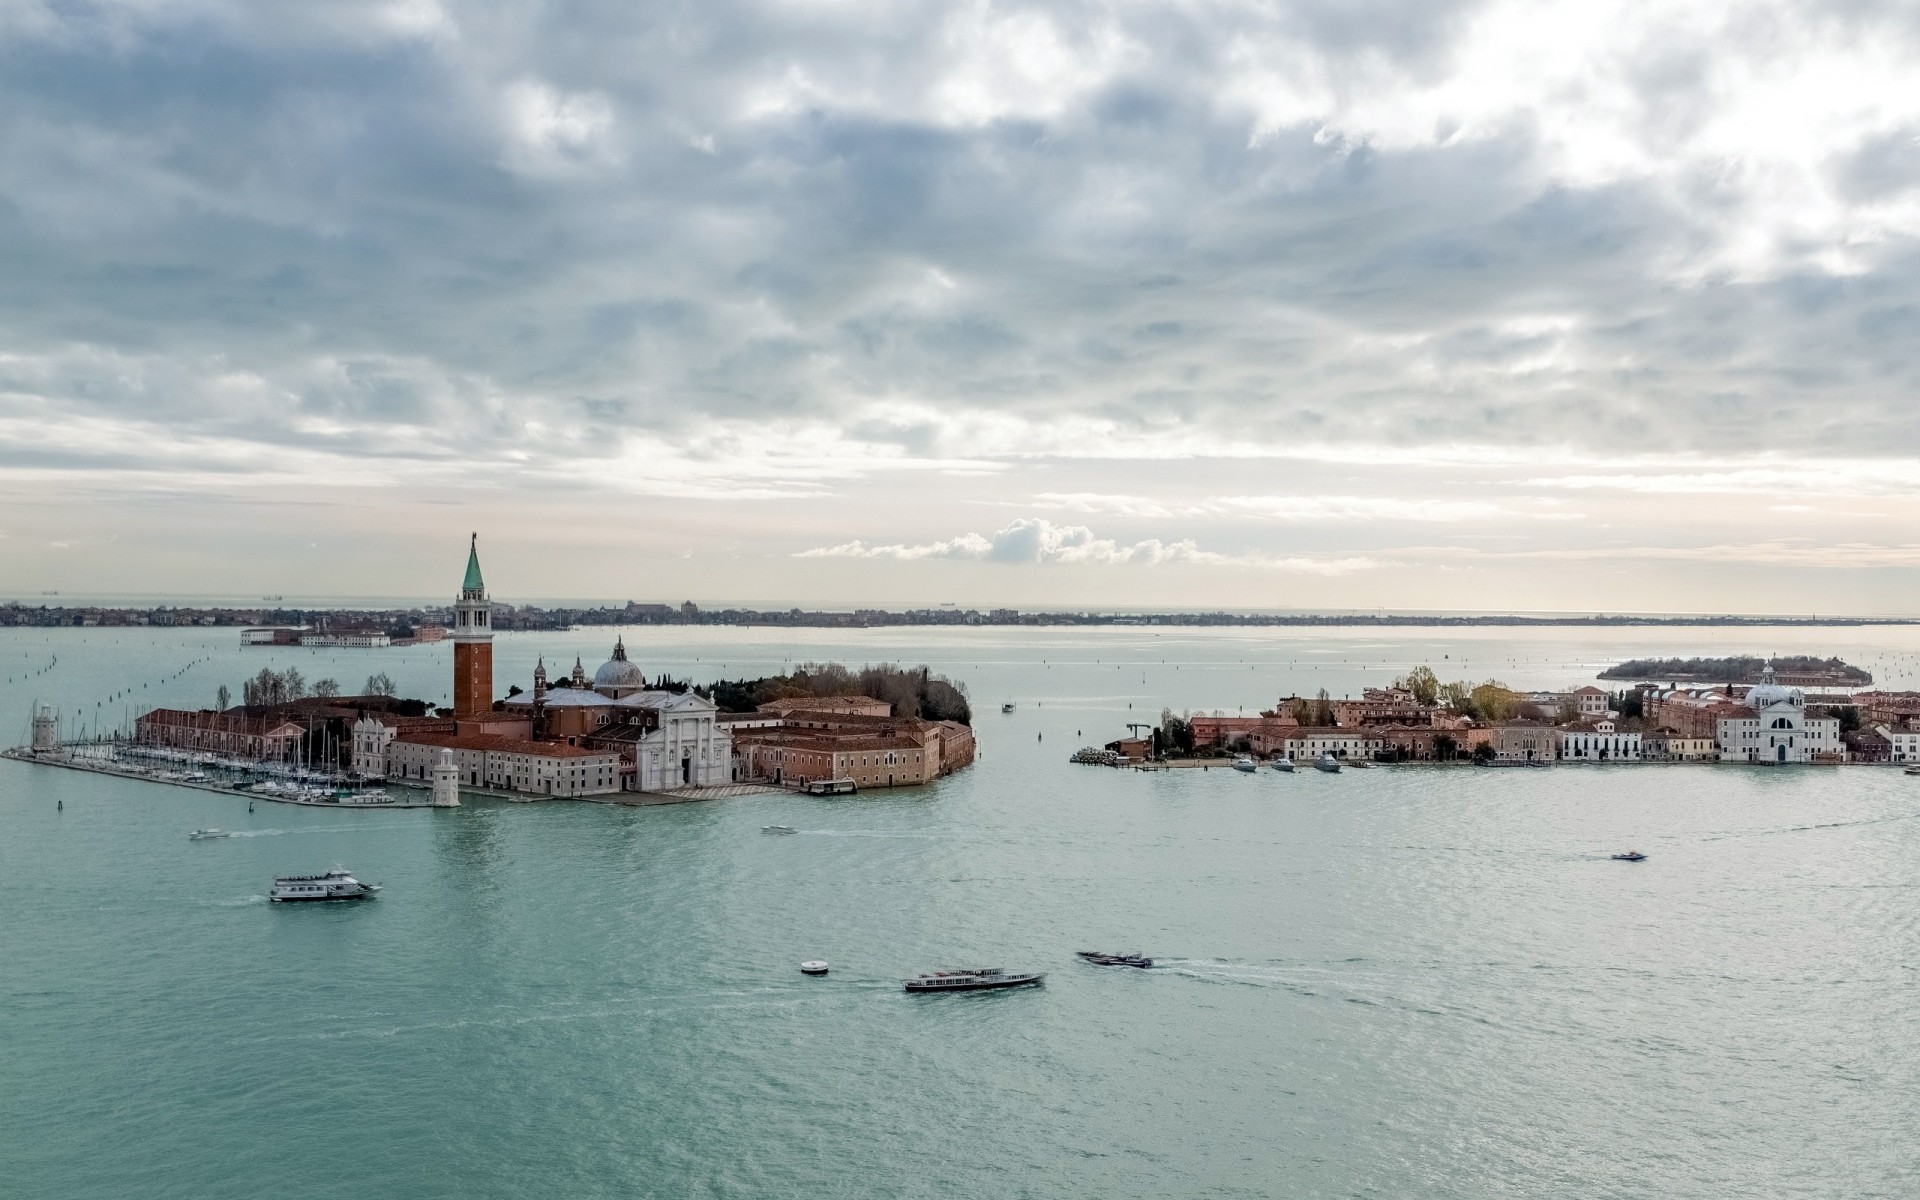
xmin=451 ymin=533 xmax=494 ymax=718
xmin=30 ymin=704 xmax=56 ymax=753
xmin=431 ymin=748 xmax=461 ymax=807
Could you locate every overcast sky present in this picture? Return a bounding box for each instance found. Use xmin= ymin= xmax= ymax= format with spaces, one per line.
xmin=4 ymin=0 xmax=1920 ymax=612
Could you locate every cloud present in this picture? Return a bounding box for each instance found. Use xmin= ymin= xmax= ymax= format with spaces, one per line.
xmin=797 ymin=518 xmax=1378 ymax=573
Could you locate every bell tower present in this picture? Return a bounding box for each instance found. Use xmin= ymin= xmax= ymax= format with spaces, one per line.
xmin=452 ymin=533 xmax=494 ymax=718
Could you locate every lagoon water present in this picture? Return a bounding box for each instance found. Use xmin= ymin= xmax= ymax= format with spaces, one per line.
xmin=5 ymin=624 xmax=1920 ymax=1198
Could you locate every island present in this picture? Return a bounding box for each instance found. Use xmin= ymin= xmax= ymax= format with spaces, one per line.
xmin=1597 ymin=655 xmax=1871 ymax=686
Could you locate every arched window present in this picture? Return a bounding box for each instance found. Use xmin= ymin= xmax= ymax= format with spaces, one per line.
xmin=1770 ymin=717 xmax=1794 ymax=729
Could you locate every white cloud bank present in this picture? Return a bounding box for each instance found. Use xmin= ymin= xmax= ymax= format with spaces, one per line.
xmin=797 ymin=518 xmax=1379 ymax=574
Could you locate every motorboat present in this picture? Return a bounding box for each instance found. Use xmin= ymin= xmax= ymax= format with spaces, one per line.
xmin=188 ymin=828 xmax=232 ymax=840
xmin=800 ymin=960 xmax=829 ymax=976
xmin=1077 ymin=951 xmax=1152 ymax=968
xmin=269 ymin=869 xmax=380 ymax=902
xmin=1001 ymin=702 xmax=1016 ymax=713
xmin=1230 ymin=756 xmax=1258 ymax=773
xmin=762 ymin=825 xmax=798 ymax=834
xmin=1270 ymin=758 xmax=1295 ymax=773
xmin=1905 ymin=765 xmax=1920 ymax=776
xmin=1314 ymin=754 xmax=1342 ymax=773
xmin=1347 ymin=759 xmax=1373 ymax=769
xmin=904 ymin=968 xmax=1044 ymax=992
xmin=1610 ymin=851 xmax=1647 ymax=862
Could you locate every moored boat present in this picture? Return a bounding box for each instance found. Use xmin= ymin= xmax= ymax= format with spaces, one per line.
xmin=904 ymin=968 xmax=1044 ymax=992
xmin=1230 ymin=756 xmax=1258 ymax=773
xmin=1077 ymin=951 xmax=1152 ymax=968
xmin=1270 ymin=758 xmax=1295 ymax=773
xmin=1314 ymin=754 xmax=1342 ymax=773
xmin=269 ymin=868 xmax=380 ymax=902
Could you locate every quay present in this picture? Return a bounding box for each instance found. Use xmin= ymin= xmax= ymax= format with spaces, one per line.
xmin=0 ymin=747 xmax=440 ymax=809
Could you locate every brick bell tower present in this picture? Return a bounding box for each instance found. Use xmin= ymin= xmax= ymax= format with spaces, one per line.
xmin=451 ymin=533 xmax=493 ymax=718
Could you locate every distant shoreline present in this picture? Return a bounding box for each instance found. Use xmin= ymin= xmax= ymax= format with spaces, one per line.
xmin=5 ymin=604 xmax=1919 ymax=632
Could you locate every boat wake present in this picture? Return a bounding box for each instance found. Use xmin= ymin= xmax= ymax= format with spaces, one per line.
xmin=796 ymin=830 xmax=938 ymax=839
xmin=1702 ymin=809 xmax=1920 ymax=841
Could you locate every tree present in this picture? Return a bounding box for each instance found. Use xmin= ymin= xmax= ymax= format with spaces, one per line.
xmin=1432 ymin=732 xmax=1458 ymax=761
xmin=1472 ymin=741 xmax=1496 ymax=764
xmin=1160 ymin=708 xmax=1195 ymax=756
xmin=1402 ymin=665 xmax=1440 ymax=707
xmin=1313 ymin=688 xmax=1334 ymax=727
xmin=1439 ymin=680 xmax=1475 ymax=717
xmin=313 ymin=678 xmax=340 ymax=698
xmin=1469 ymin=681 xmax=1520 ymax=722
xmin=365 ymin=672 xmax=396 ymax=697
xmin=216 ymin=684 xmax=230 ymax=712
xmin=283 ymin=668 xmax=306 ymax=701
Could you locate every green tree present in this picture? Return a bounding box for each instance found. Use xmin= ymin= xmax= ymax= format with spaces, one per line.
xmin=1470 ymin=681 xmax=1520 ymax=722
xmin=1439 ymin=680 xmax=1475 ymax=717
xmin=1313 ymin=688 xmax=1334 ymax=726
xmin=1432 ymin=732 xmax=1458 ymax=761
xmin=1402 ymin=665 xmax=1440 ymax=706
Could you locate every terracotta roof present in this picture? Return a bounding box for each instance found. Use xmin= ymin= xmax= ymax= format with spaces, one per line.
xmin=395 ymin=732 xmax=609 ymax=759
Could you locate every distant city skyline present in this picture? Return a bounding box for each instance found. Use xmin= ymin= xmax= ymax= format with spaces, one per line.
xmin=5 ymin=2 xmax=1920 ymax=613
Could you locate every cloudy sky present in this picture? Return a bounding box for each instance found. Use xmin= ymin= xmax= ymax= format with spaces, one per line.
xmin=4 ymin=0 xmax=1920 ymax=612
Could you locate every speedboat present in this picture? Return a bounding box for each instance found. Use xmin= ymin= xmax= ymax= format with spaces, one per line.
xmin=1001 ymin=702 xmax=1016 ymax=713
xmin=1270 ymin=758 xmax=1295 ymax=773
xmin=1314 ymin=754 xmax=1342 ymax=773
xmin=800 ymin=960 xmax=829 ymax=976
xmin=269 ymin=869 xmax=380 ymax=902
xmin=1230 ymin=756 xmax=1258 ymax=773
xmin=1610 ymin=851 xmax=1647 ymax=862
xmin=188 ymin=828 xmax=232 ymax=840
xmin=762 ymin=825 xmax=798 ymax=834
xmin=904 ymin=968 xmax=1044 ymax=992
xmin=1077 ymin=951 xmax=1152 ymax=968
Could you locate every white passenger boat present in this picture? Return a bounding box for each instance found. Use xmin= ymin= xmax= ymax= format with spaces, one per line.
xmin=1270 ymin=758 xmax=1295 ymax=773
xmin=1230 ymin=756 xmax=1258 ymax=773
xmin=188 ymin=828 xmax=232 ymax=840
xmin=904 ymin=968 xmax=1043 ymax=992
xmin=269 ymin=869 xmax=380 ymax=902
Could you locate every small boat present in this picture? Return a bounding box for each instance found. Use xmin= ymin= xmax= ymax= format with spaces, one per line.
xmin=1001 ymin=702 xmax=1016 ymax=713
xmin=1347 ymin=759 xmax=1373 ymax=769
xmin=188 ymin=828 xmax=232 ymax=840
xmin=1905 ymin=765 xmax=1920 ymax=776
xmin=762 ymin=825 xmax=798 ymax=834
xmin=1611 ymin=851 xmax=1647 ymax=862
xmin=269 ymin=869 xmax=380 ymax=902
xmin=1314 ymin=754 xmax=1342 ymax=773
xmin=904 ymin=968 xmax=1044 ymax=992
xmin=1077 ymin=951 xmax=1152 ymax=968
xmin=800 ymin=960 xmax=829 ymax=976
xmin=1230 ymin=756 xmax=1258 ymax=773
xmin=1270 ymin=758 xmax=1295 ymax=773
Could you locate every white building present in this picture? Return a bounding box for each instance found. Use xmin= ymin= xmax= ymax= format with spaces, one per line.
xmin=1714 ymin=665 xmax=1842 ymax=763
xmin=1557 ymin=718 xmax=1641 ymax=762
xmin=1282 ymin=728 xmax=1384 ymax=761
xmin=1876 ymin=725 xmax=1920 ymax=763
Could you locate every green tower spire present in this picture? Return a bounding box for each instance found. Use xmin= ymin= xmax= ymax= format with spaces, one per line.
xmin=463 ymin=532 xmax=485 ymax=592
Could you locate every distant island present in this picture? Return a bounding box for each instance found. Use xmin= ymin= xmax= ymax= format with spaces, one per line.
xmin=1598 ymin=656 xmax=1872 ymax=685
xmin=4 ymin=599 xmax=1919 ymax=631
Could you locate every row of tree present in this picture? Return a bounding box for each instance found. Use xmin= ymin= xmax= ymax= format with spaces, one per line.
xmin=703 ymin=662 xmax=972 ymax=724
xmin=226 ymin=669 xmax=397 ymax=710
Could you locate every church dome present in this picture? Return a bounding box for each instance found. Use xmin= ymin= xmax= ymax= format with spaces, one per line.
xmin=593 ymin=637 xmax=645 ymax=691
xmin=1745 ymin=663 xmax=1801 ymax=710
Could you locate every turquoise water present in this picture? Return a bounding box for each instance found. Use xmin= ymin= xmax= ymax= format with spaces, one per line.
xmin=6 ymin=626 xmax=1920 ymax=1198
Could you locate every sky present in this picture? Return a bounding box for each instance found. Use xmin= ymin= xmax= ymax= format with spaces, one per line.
xmin=4 ymin=0 xmax=1920 ymax=613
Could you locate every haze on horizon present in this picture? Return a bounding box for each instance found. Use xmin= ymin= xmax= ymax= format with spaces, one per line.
xmin=3 ymin=0 xmax=1918 ymax=615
